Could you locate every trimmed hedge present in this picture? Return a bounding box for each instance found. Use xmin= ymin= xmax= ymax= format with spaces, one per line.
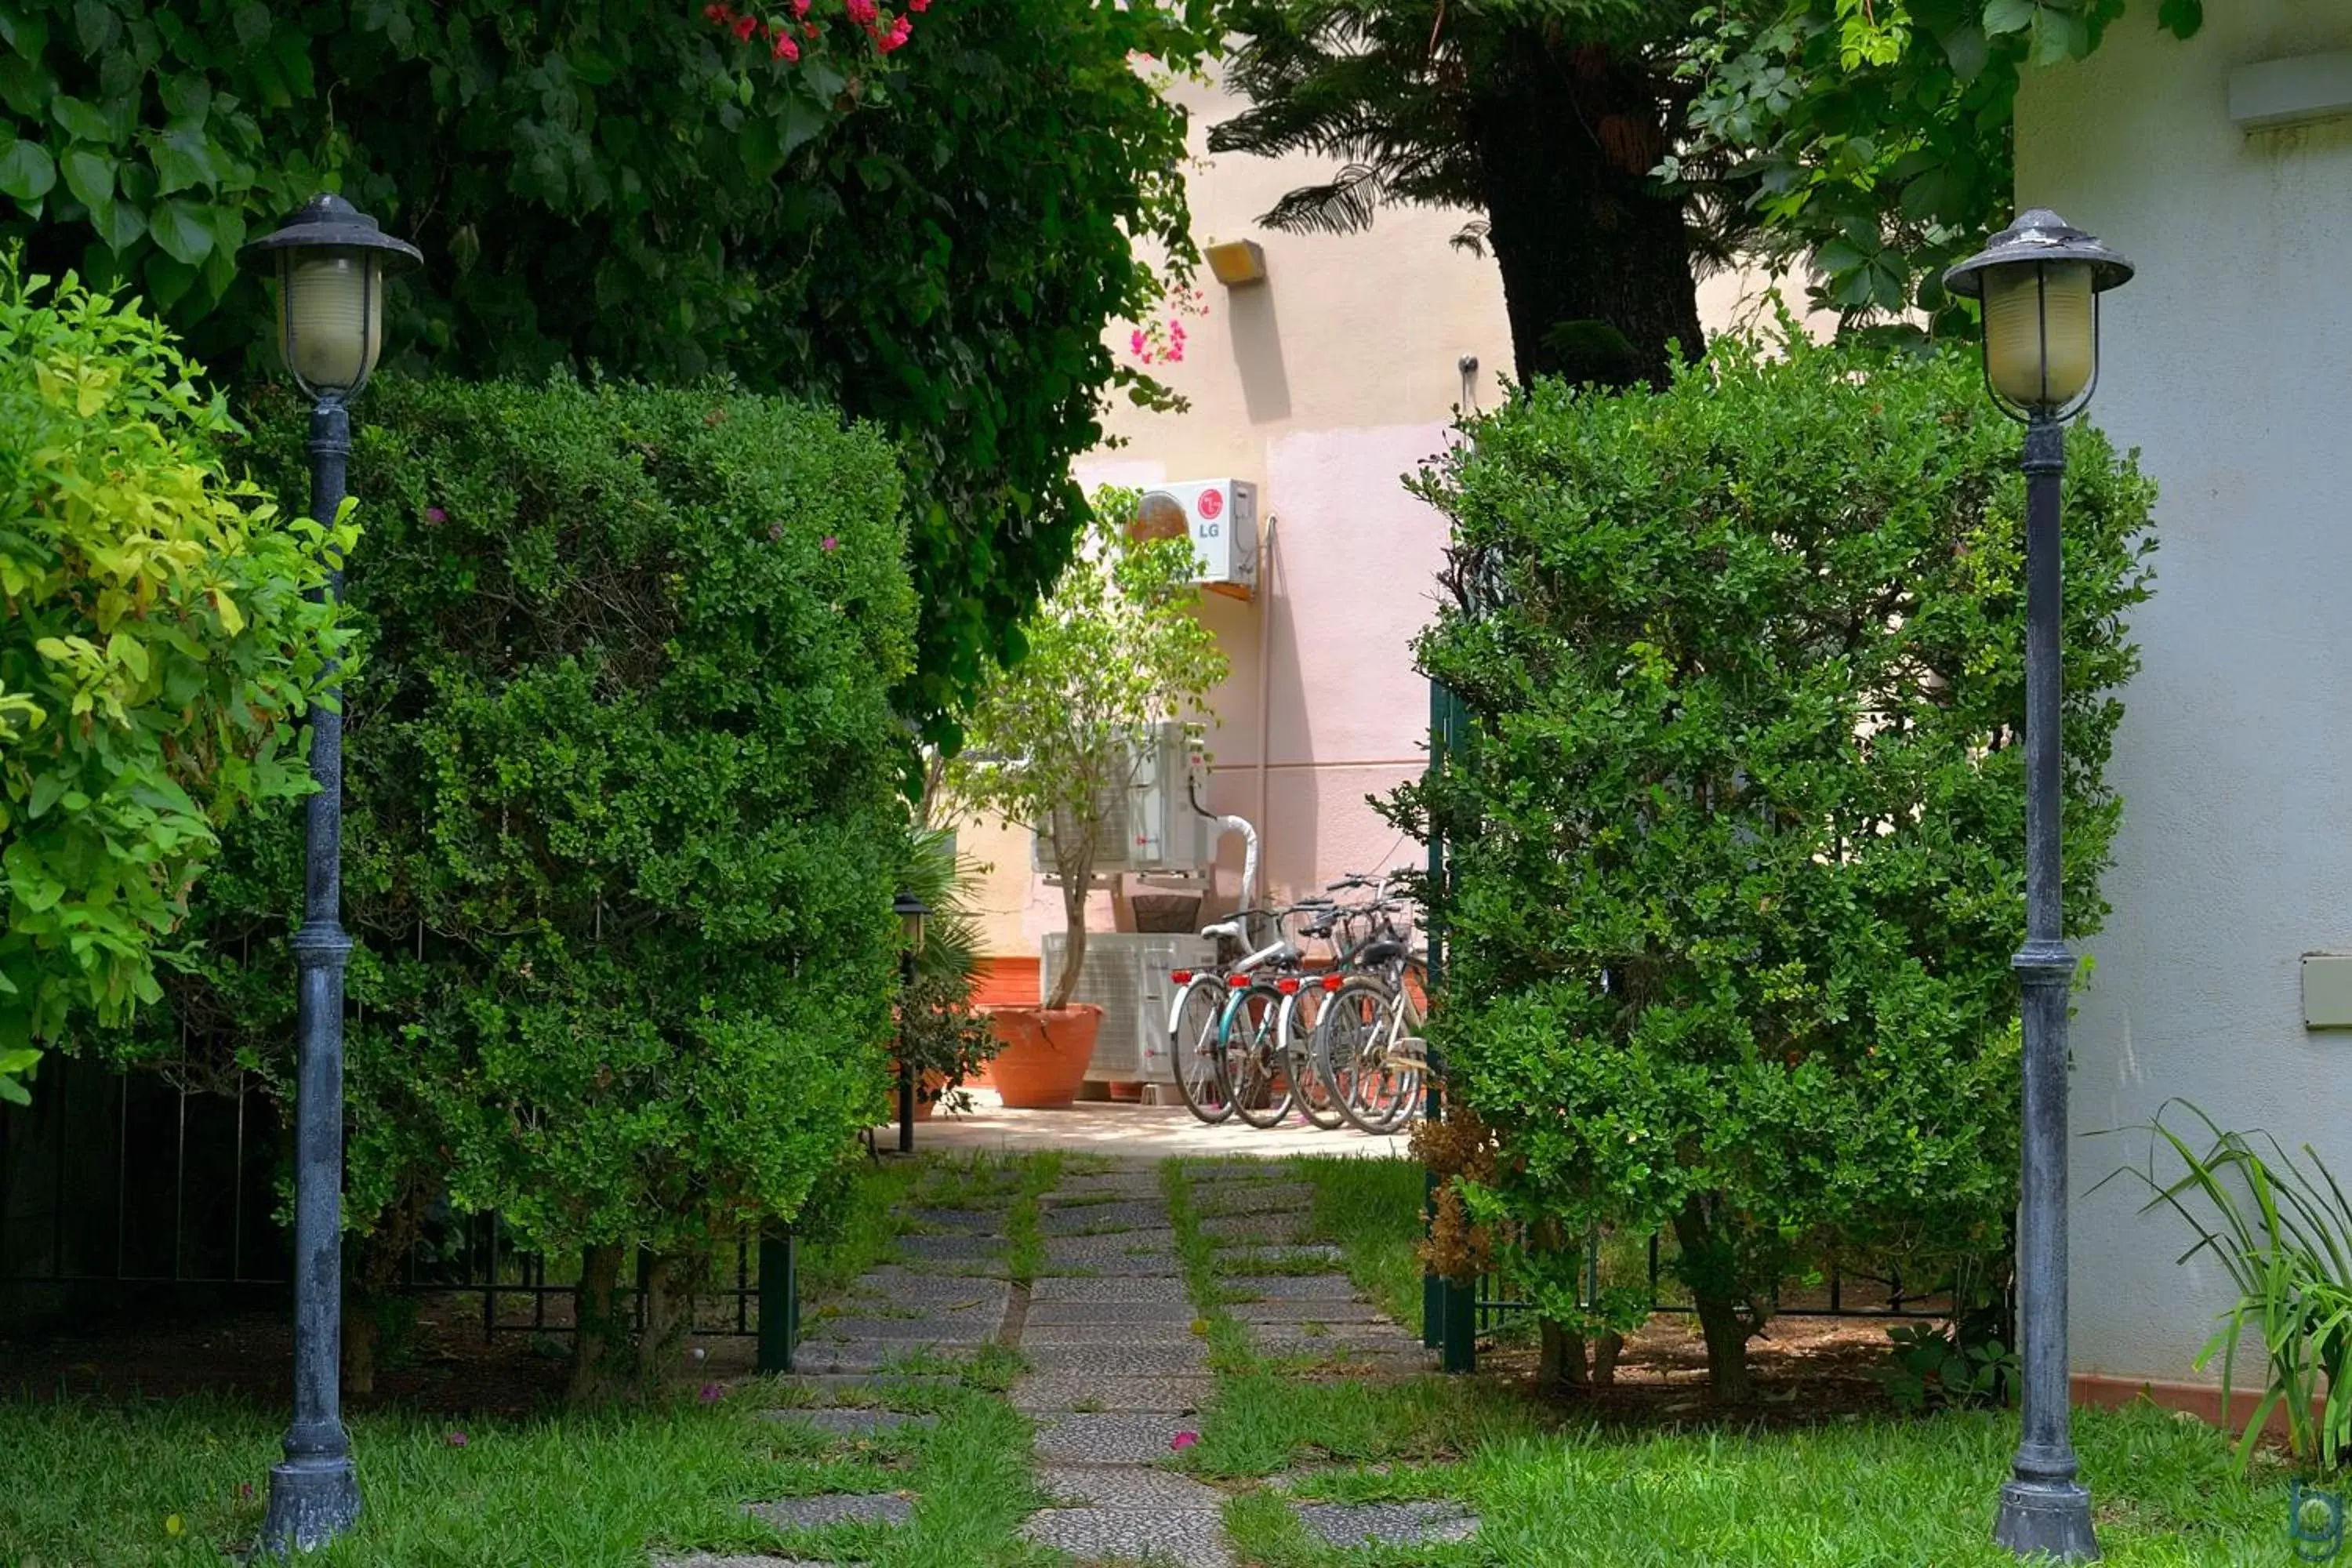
xmin=129 ymin=378 xmax=913 ymax=1383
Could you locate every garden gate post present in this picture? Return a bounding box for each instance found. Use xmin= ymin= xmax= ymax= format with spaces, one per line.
xmin=757 ymin=1232 xmax=798 ymax=1374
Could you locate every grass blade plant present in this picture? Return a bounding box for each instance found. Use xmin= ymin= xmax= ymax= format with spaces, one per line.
xmin=2104 ymin=1099 xmax=2352 ymax=1471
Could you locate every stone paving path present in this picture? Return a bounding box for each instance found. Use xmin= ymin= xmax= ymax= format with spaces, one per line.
xmin=657 ymin=1153 xmax=1472 ymax=1566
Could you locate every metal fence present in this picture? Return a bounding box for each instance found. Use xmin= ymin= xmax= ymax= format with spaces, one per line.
xmin=0 ymin=1056 xmax=785 ymax=1348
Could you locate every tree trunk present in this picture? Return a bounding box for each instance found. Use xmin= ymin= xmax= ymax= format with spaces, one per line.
xmin=1465 ymin=35 xmax=1704 ymax=390
xmin=1673 ymin=1196 xmax=1755 ymax=1402
xmin=633 ymin=1249 xmax=707 ymax=1390
xmin=568 ymin=1243 xmax=632 ymax=1406
xmin=1049 ymin=870 xmax=1088 ymax=1010
xmin=1537 ymin=1319 xmax=1588 ymax=1393
xmin=1592 ymin=1328 xmax=1624 ymax=1388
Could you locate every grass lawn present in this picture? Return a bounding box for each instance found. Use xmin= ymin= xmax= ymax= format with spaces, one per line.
xmin=1171 ymin=1152 xmax=2301 ymax=1567
xmin=0 ymin=1151 xmax=1063 ymax=1568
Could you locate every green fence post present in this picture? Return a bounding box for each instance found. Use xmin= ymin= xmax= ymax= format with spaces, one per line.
xmin=757 ymin=1231 xmax=797 ymax=1374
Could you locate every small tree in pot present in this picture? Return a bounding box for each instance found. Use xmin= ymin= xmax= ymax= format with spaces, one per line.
xmin=949 ymin=491 xmax=1228 ymax=1105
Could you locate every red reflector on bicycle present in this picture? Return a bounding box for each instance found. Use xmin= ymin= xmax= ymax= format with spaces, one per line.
xmin=1277 ymin=978 xmax=1301 ymax=994
xmin=1320 ymin=975 xmax=1344 ymax=992
xmin=1227 ymin=974 xmax=1250 ymax=989
xmin=1171 ymin=970 xmax=1192 ymax=985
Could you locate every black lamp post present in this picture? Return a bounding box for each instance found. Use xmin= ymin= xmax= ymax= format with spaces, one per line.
xmin=1945 ymin=208 xmax=2134 ymax=1565
xmin=893 ymin=891 xmax=930 ymax=1153
xmin=239 ymin=194 xmax=421 ymax=1554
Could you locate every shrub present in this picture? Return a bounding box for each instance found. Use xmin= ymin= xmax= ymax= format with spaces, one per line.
xmin=131 ymin=375 xmax=915 ymax=1398
xmin=0 ymin=259 xmax=343 ymax=1104
xmin=2108 ymin=1102 xmax=2352 ymax=1471
xmin=1387 ymin=327 xmax=2157 ymax=1398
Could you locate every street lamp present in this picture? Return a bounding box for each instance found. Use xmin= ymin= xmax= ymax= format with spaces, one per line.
xmin=239 ymin=193 xmax=421 ymax=1555
xmin=894 ymin=891 xmax=930 ymax=1154
xmin=1945 ymin=208 xmax=2134 ymax=1565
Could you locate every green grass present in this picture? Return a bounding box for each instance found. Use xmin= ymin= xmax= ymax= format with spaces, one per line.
xmin=1288 ymin=1154 xmax=1431 ymax=1327
xmin=997 ymin=1150 xmax=1063 ymax=1287
xmin=1165 ymin=1159 xmax=1262 ymax=1374
xmin=0 ymin=1380 xmax=1058 ymax=1567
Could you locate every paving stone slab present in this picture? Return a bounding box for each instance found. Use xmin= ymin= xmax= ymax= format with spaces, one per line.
xmin=1024 ymin=1300 xmax=1200 ymax=1327
xmin=1207 ymin=1244 xmax=1343 ymax=1270
xmin=746 ymin=1494 xmax=914 ymax=1530
xmin=895 ymin=1233 xmax=1007 ymax=1261
xmin=1189 ymin=1183 xmax=1317 ymax=1216
xmin=1214 ymin=1274 xmax=1361 ymax=1301
xmin=785 ymin=1341 xmax=979 ymax=1374
xmin=1042 ymin=1227 xmax=1178 ymax=1255
xmin=1183 ymin=1161 xmax=1301 ymax=1181
xmin=1230 ymin=1299 xmax=1389 ymax=1323
xmin=1054 ymin=1174 xmax=1167 ymax=1196
xmin=1032 ymin=1276 xmax=1194 ymax=1303
xmin=1250 ymin=1324 xmax=1426 ymax=1354
xmin=802 ymin=1312 xmax=998 ymax=1343
xmin=768 ymin=1372 xmax=960 ymax=1397
xmin=761 ymin=1406 xmax=939 ymax=1437
xmin=656 ymin=1555 xmax=837 ymax=1567
xmin=841 ymin=1274 xmax=1011 ymax=1309
xmin=1019 ymin=1321 xmax=1204 ymax=1348
xmin=1040 ymin=1200 xmax=1171 ymax=1236
xmin=1035 ymin=1465 xmax=1229 ymax=1510
xmin=1009 ymin=1374 xmax=1216 ymax=1414
xmin=1036 ymin=1253 xmax=1184 ymax=1279
xmin=1032 ymin=1412 xmax=1201 ymax=1464
xmin=1294 ymin=1501 xmax=1477 ymax=1548
xmin=1023 ymin=1342 xmax=1210 ymax=1376
xmin=901 ymin=1205 xmax=1010 ymax=1235
xmin=1198 ymin=1212 xmax=1316 ymax=1243
xmin=1022 ymin=1508 xmax=1234 ymax=1568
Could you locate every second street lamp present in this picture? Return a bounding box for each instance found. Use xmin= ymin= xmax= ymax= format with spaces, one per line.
xmin=894 ymin=891 xmax=930 ymax=1153
xmin=1944 ymin=208 xmax=2135 ymax=1565
xmin=239 ymin=193 xmax=422 ymax=1555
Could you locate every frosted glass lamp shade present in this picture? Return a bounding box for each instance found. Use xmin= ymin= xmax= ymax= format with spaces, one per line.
xmin=1982 ymin=262 xmax=2095 ymax=412
xmin=277 ymin=250 xmax=383 ymax=396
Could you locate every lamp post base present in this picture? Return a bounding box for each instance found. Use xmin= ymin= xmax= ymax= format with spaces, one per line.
xmin=260 ymin=1455 xmax=361 ymax=1554
xmin=1994 ymin=1478 xmax=2098 ymax=1562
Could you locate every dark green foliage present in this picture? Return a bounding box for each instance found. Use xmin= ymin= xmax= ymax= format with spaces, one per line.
xmin=1686 ymin=0 xmax=2204 ymax=329
xmin=1208 ymin=0 xmax=1751 ymax=387
xmin=1387 ymin=329 xmax=2156 ymax=1395
xmin=125 ymin=376 xmax=915 ymax=1265
xmin=0 ymin=0 xmax=1214 ymax=731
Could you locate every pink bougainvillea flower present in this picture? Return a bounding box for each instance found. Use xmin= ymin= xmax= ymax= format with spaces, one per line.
xmin=425 ymin=506 xmax=448 ymax=524
xmin=878 ymin=15 xmax=911 ymax=50
xmin=845 ymin=0 xmax=879 ymax=24
xmin=445 ymin=1430 xmax=469 ymax=1448
xmin=1130 ymin=329 xmax=1147 ymax=355
xmin=909 ymin=0 xmax=931 ymax=12
xmin=821 ymin=535 xmax=840 ymax=552
xmin=793 ymin=0 xmax=812 ymax=15
xmin=703 ymin=1 xmax=732 ymax=19
xmin=1170 ymin=1431 xmax=1199 ymax=1451
xmin=772 ymin=30 xmax=799 ymax=58
xmin=732 ymin=12 xmax=759 ymax=38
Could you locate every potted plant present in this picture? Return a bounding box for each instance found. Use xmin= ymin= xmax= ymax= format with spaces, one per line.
xmin=949 ymin=491 xmax=1229 ymax=1108
xmin=893 ymin=825 xmax=998 ymax=1116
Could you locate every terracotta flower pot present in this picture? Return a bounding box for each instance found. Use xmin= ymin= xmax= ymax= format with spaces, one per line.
xmin=984 ymin=1004 xmax=1103 ymax=1109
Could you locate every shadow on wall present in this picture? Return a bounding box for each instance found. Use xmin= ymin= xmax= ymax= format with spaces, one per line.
xmin=1230 ymin=284 xmax=1292 ymax=424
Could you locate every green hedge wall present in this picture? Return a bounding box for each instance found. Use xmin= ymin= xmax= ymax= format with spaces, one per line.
xmin=131 ymin=377 xmax=915 ymax=1272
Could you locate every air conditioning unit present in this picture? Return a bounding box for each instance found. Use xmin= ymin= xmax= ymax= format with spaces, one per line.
xmin=1041 ymin=931 xmax=1217 ymax=1084
xmin=1032 ymin=720 xmax=1216 ymax=880
xmin=1135 ymin=479 xmax=1258 ymax=590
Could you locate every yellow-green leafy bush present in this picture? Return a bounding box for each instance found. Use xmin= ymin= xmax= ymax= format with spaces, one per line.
xmin=0 ymin=260 xmax=343 ymax=1102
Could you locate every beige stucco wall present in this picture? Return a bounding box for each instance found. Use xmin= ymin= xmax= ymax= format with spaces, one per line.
xmin=2015 ymin=0 xmax=2352 ymax=1385
xmin=957 ymin=64 xmax=1816 ymax=971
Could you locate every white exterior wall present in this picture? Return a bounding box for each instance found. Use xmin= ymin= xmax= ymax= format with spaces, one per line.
xmin=2016 ymin=0 xmax=2352 ymax=1384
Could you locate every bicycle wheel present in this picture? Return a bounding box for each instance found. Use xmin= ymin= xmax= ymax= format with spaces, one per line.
xmin=1228 ymin=983 xmax=1296 ymax=1130
xmin=1170 ymin=978 xmax=1233 ymax=1125
xmin=1313 ymin=977 xmax=1388 ymax=1132
xmin=1279 ymin=984 xmax=1344 ymax=1130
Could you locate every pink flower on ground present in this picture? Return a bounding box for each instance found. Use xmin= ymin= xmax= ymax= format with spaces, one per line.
xmin=445 ymin=1430 xmax=469 ymax=1448
xmin=1170 ymin=1430 xmax=1199 ymax=1451
xmin=699 ymin=1382 xmax=725 ymax=1403
xmin=425 ymin=506 xmax=448 ymax=524
xmin=821 ymin=535 xmax=839 ymax=551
